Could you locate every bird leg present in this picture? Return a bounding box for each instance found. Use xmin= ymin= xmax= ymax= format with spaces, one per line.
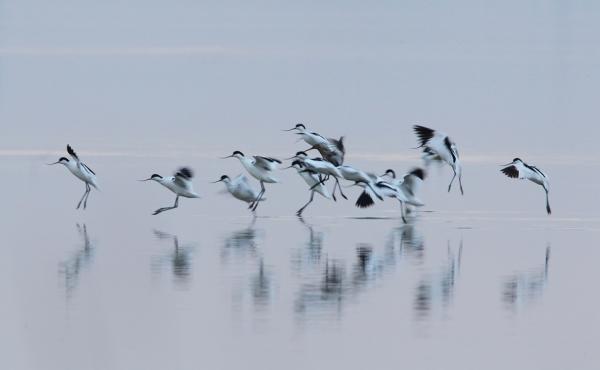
xmin=398 ymin=199 xmax=407 ymax=224
xmin=448 ymin=168 xmax=457 ymax=193
xmin=153 ymin=196 xmax=179 ymax=215
xmin=76 ymin=184 xmax=89 ymax=210
xmin=334 ymin=177 xmax=347 ymax=200
xmin=297 ymin=191 xmax=315 ymax=217
xmin=544 ymin=187 xmax=551 ymax=215
xmin=252 ymin=182 xmax=266 ymax=212
xmin=83 ymin=183 xmax=91 ymax=209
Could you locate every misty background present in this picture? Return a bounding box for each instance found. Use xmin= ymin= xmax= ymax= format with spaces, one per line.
xmin=1 ymin=0 xmax=599 ymax=161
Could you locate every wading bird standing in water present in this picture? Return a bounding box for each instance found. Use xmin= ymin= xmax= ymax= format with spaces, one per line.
xmin=501 ymin=158 xmax=551 ymax=215
xmin=213 ymin=174 xmax=264 ymax=211
xmin=222 ymin=151 xmax=281 ymax=212
xmin=141 ymin=167 xmax=200 ymax=215
xmin=413 ymin=125 xmax=463 ymax=195
xmin=48 ymin=145 xmax=99 ymax=210
xmin=286 ymin=160 xmax=332 ymax=216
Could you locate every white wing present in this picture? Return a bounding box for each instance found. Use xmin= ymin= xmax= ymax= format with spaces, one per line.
xmin=253 ymin=156 xmax=281 ymax=171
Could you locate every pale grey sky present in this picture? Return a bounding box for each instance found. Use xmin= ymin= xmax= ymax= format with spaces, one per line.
xmin=1 ymin=1 xmax=599 ymax=161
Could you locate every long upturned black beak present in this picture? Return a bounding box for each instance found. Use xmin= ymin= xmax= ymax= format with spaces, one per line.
xmin=283 ymin=127 xmax=299 ymax=132
xmin=211 ymin=178 xmax=224 ymax=183
xmin=220 ymin=155 xmax=234 ymax=159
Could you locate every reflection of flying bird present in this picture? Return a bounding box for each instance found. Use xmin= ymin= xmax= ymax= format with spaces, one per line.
xmin=153 ymin=230 xmax=194 ymax=285
xmin=413 ymin=125 xmax=463 ymax=195
xmin=503 ymin=246 xmax=551 ymax=310
xmin=141 ymin=167 xmax=200 ymax=215
xmin=48 ymin=145 xmax=99 ymax=210
xmin=222 ymin=151 xmax=280 ymax=212
xmin=213 ymin=174 xmax=264 ymax=211
xmin=60 ymin=224 xmax=95 ymax=299
xmin=500 ymin=158 xmax=551 ymax=215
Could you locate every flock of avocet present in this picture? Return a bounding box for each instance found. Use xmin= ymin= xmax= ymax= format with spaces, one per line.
xmin=49 ymin=124 xmax=551 ymax=220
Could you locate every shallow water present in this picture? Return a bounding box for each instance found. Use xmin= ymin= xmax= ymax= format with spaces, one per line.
xmin=2 ymin=156 xmax=600 ymax=370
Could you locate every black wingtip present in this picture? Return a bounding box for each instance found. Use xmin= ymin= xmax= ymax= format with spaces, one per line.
xmin=66 ymin=144 xmax=78 ymax=159
xmin=501 ymin=166 xmax=519 ymax=179
xmin=355 ymin=191 xmax=375 ymax=209
xmin=412 ymin=125 xmax=435 ymax=147
xmin=177 ymin=167 xmax=194 ymax=179
xmin=409 ymin=168 xmax=426 ymax=180
xmin=546 ymin=203 xmax=552 ymax=215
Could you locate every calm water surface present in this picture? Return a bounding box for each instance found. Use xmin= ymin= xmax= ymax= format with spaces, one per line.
xmin=2 ymin=156 xmax=599 ymax=369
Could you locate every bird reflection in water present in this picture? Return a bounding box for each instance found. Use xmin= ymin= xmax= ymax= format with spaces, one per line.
xmin=221 ymin=216 xmax=259 ymax=263
xmin=502 ymin=246 xmax=550 ymax=312
xmin=152 ymin=230 xmax=195 ymax=289
xmin=387 ymin=224 xmax=426 ymax=265
xmin=291 ymin=217 xmax=324 ymax=274
xmin=59 ymin=224 xmax=94 ymax=300
xmin=251 ymin=258 xmax=272 ymax=312
xmin=413 ymin=239 xmax=463 ymax=321
xmin=295 ymin=258 xmax=345 ymax=319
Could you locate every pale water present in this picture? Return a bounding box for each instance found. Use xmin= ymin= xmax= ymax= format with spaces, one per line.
xmin=2 ymin=156 xmax=599 ymax=370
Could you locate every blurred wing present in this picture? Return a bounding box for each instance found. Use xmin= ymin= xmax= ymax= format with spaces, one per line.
xmin=413 ymin=125 xmax=436 ymax=147
xmin=67 ymin=144 xmax=80 ymax=161
xmin=176 ymin=167 xmax=194 ymax=179
xmin=174 ymin=173 xmax=192 ymax=189
xmin=501 ymin=165 xmax=520 ymax=179
xmin=254 ymin=156 xmax=281 ymax=171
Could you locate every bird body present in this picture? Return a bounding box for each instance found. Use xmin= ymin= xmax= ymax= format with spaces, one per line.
xmin=382 ymin=168 xmax=427 ymax=208
xmin=223 ymin=151 xmax=281 ymax=211
xmin=413 ymin=125 xmax=463 ymax=194
xmin=236 ymin=154 xmax=280 ymax=184
xmin=49 ymin=145 xmax=99 ymax=209
xmin=215 ymin=175 xmax=263 ymax=204
xmin=288 ymin=160 xmax=333 ymax=216
xmin=290 ymin=161 xmax=332 ymax=199
xmin=312 ymin=136 xmax=345 ymax=166
xmin=501 ymin=158 xmax=551 ymax=214
xmin=285 ymin=123 xmax=329 ymax=147
xmin=142 ymin=167 xmax=199 ymax=215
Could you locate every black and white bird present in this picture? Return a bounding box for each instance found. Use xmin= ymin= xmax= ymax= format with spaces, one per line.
xmin=286 ymin=160 xmax=332 ymax=216
xmin=381 ymin=168 xmax=427 ymax=215
xmin=284 ymin=123 xmax=346 ymax=166
xmin=352 ymin=177 xmax=425 ymax=223
xmin=48 ymin=144 xmax=99 ymax=210
xmin=284 ymin=123 xmax=330 ymax=148
xmin=222 ymin=151 xmax=281 ymax=211
xmin=290 ymin=151 xmax=346 ymax=201
xmin=310 ymin=136 xmax=346 ymax=166
xmin=213 ymin=174 xmax=264 ymax=210
xmin=141 ymin=167 xmax=200 ymax=215
xmin=337 ymin=165 xmax=383 ymax=203
xmin=413 ymin=125 xmax=463 ymax=195
xmin=501 ymin=158 xmax=551 ymax=215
